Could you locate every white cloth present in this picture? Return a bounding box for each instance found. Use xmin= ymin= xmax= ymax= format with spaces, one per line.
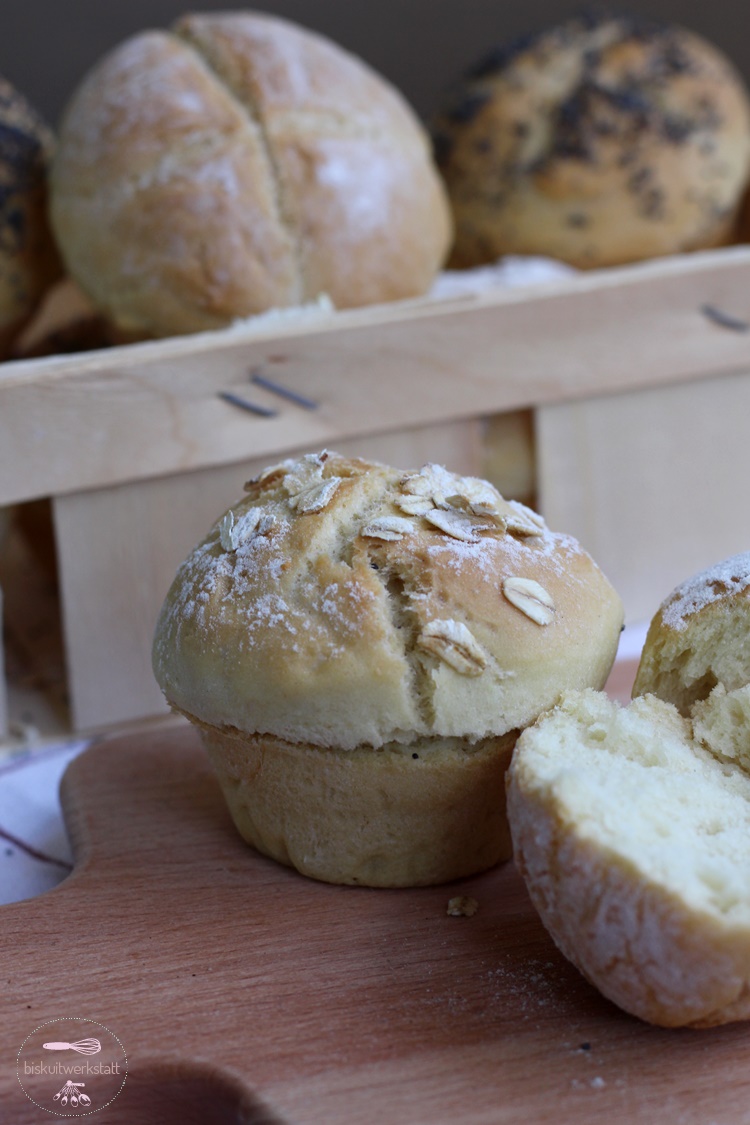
xmin=0 ymin=740 xmax=89 ymax=905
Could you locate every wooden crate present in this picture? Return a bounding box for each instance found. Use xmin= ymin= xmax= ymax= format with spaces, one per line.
xmin=3 ymin=245 xmax=750 ymax=740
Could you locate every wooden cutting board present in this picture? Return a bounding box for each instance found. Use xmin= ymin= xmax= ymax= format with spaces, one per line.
xmin=2 ymin=716 xmax=750 ymax=1125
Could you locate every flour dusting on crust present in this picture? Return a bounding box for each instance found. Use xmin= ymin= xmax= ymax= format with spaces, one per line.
xmin=661 ymin=553 xmax=750 ymax=632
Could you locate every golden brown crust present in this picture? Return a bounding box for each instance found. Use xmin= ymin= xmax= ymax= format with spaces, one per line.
xmin=152 ymin=451 xmax=622 ymax=886
xmin=434 ymin=13 xmax=750 ymax=269
xmin=197 ymin=720 xmax=516 ymax=887
xmin=50 ymin=12 xmax=452 ymax=339
xmin=152 ymin=453 xmax=624 ymax=750
xmin=0 ymin=76 xmax=62 ymax=351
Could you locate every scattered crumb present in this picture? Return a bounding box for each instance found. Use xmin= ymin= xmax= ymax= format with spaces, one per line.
xmin=447 ymin=895 xmax=478 ymax=917
xmin=571 ymin=1076 xmax=607 ymax=1092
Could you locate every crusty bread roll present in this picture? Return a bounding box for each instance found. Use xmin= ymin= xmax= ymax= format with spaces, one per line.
xmin=152 ymin=451 xmax=623 ymax=886
xmin=0 ymin=76 xmax=62 ymax=356
xmin=507 ymin=688 xmax=750 ymax=1028
xmin=633 ymin=552 xmax=750 ymax=712
xmin=49 ymin=10 xmax=452 ymax=340
xmin=509 ymin=553 xmax=750 ymax=1027
xmin=433 ymin=12 xmax=750 ymax=269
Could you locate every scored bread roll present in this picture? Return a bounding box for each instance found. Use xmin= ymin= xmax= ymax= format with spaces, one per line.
xmin=633 ymin=551 xmax=750 ymax=712
xmin=433 ymin=11 xmax=750 ymax=269
xmin=152 ymin=452 xmax=623 ymax=887
xmin=507 ymin=688 xmax=750 ymax=1028
xmin=49 ymin=10 xmax=452 ymax=340
xmin=0 ymin=75 xmax=62 ymax=356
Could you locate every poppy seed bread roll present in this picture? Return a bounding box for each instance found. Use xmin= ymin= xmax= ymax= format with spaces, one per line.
xmin=49 ymin=10 xmax=452 ymax=340
xmin=0 ymin=76 xmax=62 ymax=355
xmin=152 ymin=452 xmax=623 ymax=887
xmin=434 ymin=12 xmax=750 ymax=269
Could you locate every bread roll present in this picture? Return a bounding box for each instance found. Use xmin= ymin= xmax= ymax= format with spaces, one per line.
xmin=49 ymin=11 xmax=452 ymax=340
xmin=152 ymin=451 xmax=623 ymax=886
xmin=433 ymin=12 xmax=750 ymax=269
xmin=633 ymin=552 xmax=750 ymax=712
xmin=0 ymin=76 xmax=62 ymax=355
xmin=509 ymin=552 xmax=750 ymax=1027
xmin=507 ymin=688 xmax=750 ymax=1027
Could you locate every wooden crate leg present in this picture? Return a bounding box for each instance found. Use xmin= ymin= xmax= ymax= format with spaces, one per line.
xmin=0 ymin=586 xmax=7 ymax=740
xmin=536 ymin=369 xmax=750 ymax=626
xmin=480 ymin=409 xmax=536 ymax=504
xmin=53 ymin=420 xmax=485 ymax=732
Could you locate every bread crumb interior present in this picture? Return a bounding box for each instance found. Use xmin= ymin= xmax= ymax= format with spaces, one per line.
xmin=523 ymin=689 xmax=750 ymax=922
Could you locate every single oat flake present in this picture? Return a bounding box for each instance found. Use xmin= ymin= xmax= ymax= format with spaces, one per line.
xmin=291 ymin=476 xmax=341 ymax=513
xmin=220 ymin=508 xmax=266 ymax=551
xmin=509 ymin=499 xmax=546 ymax=531
xmin=503 ymin=509 xmax=545 ymax=538
xmin=502 ymin=577 xmax=556 ymax=625
xmin=395 ymin=493 xmax=434 ymax=517
xmin=256 ymin=460 xmax=292 ymax=484
xmin=424 ymin=508 xmax=489 ymax=542
xmin=361 ymin=516 xmax=416 ymax=541
xmin=417 ymin=619 xmax=487 ymax=676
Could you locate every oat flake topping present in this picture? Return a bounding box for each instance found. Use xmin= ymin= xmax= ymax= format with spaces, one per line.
xmin=502 ymin=577 xmax=556 ymax=626
xmin=417 ymin=618 xmax=488 ymax=676
xmin=400 ymin=463 xmax=503 ymax=516
xmin=424 ymin=508 xmax=490 ymax=542
xmin=361 ymin=516 xmax=416 ymax=541
xmin=220 ymin=509 xmax=275 ymax=552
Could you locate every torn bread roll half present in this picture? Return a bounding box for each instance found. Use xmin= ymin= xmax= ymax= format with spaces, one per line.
xmin=508 ymin=552 xmax=750 ymax=1027
xmin=152 ymin=452 xmax=623 ymax=887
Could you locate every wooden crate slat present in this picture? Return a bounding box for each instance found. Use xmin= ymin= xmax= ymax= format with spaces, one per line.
xmin=0 ymin=588 xmax=6 ymax=739
xmin=536 ymin=366 xmax=750 ymax=625
xmin=3 ymin=248 xmax=750 ymax=505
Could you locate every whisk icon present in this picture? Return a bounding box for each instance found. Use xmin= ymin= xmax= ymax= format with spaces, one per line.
xmin=53 ymin=1080 xmax=91 ymax=1108
xmin=43 ymin=1038 xmax=101 ymax=1055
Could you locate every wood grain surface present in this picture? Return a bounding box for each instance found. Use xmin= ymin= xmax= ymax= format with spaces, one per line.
xmin=4 ymin=246 xmax=750 ymax=507
xmin=537 ymin=366 xmax=750 ymax=623
xmin=2 ymin=710 xmax=750 ymax=1124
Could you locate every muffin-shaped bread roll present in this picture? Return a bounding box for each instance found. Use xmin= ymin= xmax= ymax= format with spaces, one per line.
xmin=49 ymin=11 xmax=452 ymax=340
xmin=434 ymin=12 xmax=750 ymax=268
xmin=633 ymin=552 xmax=750 ymax=712
xmin=0 ymin=76 xmax=62 ymax=355
xmin=152 ymin=452 xmax=623 ymax=887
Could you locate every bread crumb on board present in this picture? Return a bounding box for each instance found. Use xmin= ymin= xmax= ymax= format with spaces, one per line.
xmin=446 ymin=895 xmax=478 ymax=917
